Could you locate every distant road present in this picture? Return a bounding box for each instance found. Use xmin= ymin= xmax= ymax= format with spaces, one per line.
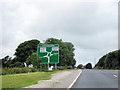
xmin=71 ymin=69 xmax=119 ymax=88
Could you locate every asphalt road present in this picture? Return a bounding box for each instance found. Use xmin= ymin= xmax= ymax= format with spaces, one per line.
xmin=72 ymin=69 xmax=119 ymax=88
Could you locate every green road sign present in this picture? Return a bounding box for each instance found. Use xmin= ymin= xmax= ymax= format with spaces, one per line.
xmin=37 ymin=44 xmax=59 ymax=63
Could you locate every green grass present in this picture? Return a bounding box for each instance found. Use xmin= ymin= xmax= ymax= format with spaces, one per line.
xmin=0 ymin=76 xmax=2 ymax=90
xmin=2 ymin=69 xmax=73 ymax=88
xmin=2 ymin=71 xmax=56 ymax=88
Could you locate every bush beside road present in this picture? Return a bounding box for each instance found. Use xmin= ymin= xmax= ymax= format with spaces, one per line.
xmin=1 ymin=67 xmax=39 ymax=75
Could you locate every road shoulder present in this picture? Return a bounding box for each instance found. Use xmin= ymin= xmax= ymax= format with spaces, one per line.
xmin=24 ymin=69 xmax=82 ymax=88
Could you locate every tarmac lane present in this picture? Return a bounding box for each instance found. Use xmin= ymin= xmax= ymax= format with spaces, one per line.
xmin=71 ymin=69 xmax=119 ymax=88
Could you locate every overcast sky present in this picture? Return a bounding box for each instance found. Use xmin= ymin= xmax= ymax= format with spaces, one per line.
xmin=1 ymin=0 xmax=118 ymax=66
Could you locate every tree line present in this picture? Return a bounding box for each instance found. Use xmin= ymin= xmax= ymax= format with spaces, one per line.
xmin=77 ymin=63 xmax=92 ymax=69
xmin=94 ymin=50 xmax=120 ymax=69
xmin=1 ymin=38 xmax=76 ymax=69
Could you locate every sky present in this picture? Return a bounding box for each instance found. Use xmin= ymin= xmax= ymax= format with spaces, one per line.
xmin=0 ymin=0 xmax=118 ymax=66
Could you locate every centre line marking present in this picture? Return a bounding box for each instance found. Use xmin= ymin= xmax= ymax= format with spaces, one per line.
xmin=113 ymin=75 xmax=117 ymax=78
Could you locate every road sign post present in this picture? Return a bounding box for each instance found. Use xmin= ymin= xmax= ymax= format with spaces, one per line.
xmin=55 ymin=63 xmax=57 ymax=70
xmin=37 ymin=44 xmax=59 ymax=70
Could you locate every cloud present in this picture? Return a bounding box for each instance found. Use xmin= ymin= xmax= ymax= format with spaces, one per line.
xmin=1 ymin=0 xmax=118 ymax=66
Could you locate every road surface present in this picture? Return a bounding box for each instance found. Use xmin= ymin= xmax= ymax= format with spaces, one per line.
xmin=71 ymin=69 xmax=119 ymax=88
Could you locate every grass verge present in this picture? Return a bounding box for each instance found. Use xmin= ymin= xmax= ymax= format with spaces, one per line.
xmin=2 ymin=69 xmax=73 ymax=88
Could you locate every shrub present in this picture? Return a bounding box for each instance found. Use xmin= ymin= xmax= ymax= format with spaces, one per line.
xmin=12 ymin=68 xmax=21 ymax=74
xmin=57 ymin=66 xmax=67 ymax=70
xmin=30 ymin=68 xmax=39 ymax=72
xmin=9 ymin=64 xmax=14 ymax=68
xmin=66 ymin=66 xmax=73 ymax=69
xmin=2 ymin=67 xmax=39 ymax=75
xmin=20 ymin=67 xmax=29 ymax=73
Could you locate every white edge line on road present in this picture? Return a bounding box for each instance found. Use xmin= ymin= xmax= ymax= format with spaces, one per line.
xmin=67 ymin=70 xmax=82 ymax=89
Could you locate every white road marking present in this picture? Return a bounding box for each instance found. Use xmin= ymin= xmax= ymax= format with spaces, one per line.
xmin=113 ymin=75 xmax=118 ymax=78
xmin=67 ymin=70 xmax=82 ymax=89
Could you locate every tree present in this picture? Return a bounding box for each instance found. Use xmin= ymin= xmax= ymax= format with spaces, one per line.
xmin=62 ymin=42 xmax=75 ymax=66
xmin=14 ymin=39 xmax=40 ymax=66
xmin=77 ymin=64 xmax=83 ymax=69
xmin=5 ymin=38 xmax=76 ymax=68
xmin=85 ymin=63 xmax=92 ymax=69
xmin=71 ymin=59 xmax=76 ymax=68
xmin=26 ymin=52 xmax=41 ymax=68
xmin=94 ymin=50 xmax=120 ymax=69
xmin=1 ymin=55 xmax=12 ymax=67
xmin=45 ymin=38 xmax=76 ymax=67
xmin=44 ymin=38 xmax=62 ymax=44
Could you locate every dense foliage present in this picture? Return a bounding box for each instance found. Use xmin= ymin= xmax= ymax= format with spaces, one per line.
xmin=26 ymin=52 xmax=38 ymax=68
xmin=77 ymin=64 xmax=83 ymax=69
xmin=45 ymin=38 xmax=76 ymax=68
xmin=1 ymin=38 xmax=76 ymax=71
xmin=2 ymin=67 xmax=39 ymax=75
xmin=85 ymin=63 xmax=92 ymax=69
xmin=2 ymin=56 xmax=12 ymax=67
xmin=14 ymin=39 xmax=40 ymax=65
xmin=94 ymin=50 xmax=120 ymax=69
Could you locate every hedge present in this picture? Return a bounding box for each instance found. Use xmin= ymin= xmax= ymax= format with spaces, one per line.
xmin=1 ymin=67 xmax=39 ymax=75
